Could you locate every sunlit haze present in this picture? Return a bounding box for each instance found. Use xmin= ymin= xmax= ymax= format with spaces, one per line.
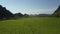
xmin=0 ymin=0 xmax=60 ymax=15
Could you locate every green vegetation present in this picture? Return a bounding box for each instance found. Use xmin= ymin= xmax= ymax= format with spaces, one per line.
xmin=0 ymin=17 xmax=60 ymax=34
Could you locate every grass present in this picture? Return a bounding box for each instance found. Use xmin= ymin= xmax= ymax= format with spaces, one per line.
xmin=0 ymin=17 xmax=60 ymax=34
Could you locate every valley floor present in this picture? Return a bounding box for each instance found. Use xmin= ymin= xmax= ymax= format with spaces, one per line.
xmin=0 ymin=17 xmax=60 ymax=34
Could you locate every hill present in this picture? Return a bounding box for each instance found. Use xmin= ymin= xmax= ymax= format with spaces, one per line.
xmin=52 ymin=5 xmax=60 ymax=17
xmin=0 ymin=5 xmax=14 ymax=19
xmin=38 ymin=14 xmax=51 ymax=17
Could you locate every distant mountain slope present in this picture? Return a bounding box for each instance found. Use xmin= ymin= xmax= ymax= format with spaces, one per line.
xmin=38 ymin=14 xmax=51 ymax=17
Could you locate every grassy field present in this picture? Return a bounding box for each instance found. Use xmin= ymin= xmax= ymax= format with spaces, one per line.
xmin=0 ymin=17 xmax=60 ymax=34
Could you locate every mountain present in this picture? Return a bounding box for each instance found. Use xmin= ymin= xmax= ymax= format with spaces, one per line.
xmin=0 ymin=5 xmax=14 ymax=19
xmin=52 ymin=5 xmax=60 ymax=17
xmin=38 ymin=14 xmax=51 ymax=17
xmin=39 ymin=14 xmax=50 ymax=17
xmin=14 ymin=13 xmax=24 ymax=17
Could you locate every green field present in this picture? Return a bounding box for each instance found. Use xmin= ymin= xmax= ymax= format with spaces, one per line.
xmin=0 ymin=17 xmax=60 ymax=34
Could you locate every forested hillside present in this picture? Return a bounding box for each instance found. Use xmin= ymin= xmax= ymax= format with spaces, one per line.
xmin=52 ymin=5 xmax=60 ymax=17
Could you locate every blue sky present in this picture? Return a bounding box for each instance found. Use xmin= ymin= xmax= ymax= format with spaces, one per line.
xmin=0 ymin=0 xmax=60 ymax=14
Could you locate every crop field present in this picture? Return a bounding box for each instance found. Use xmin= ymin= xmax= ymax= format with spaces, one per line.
xmin=0 ymin=17 xmax=60 ymax=34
